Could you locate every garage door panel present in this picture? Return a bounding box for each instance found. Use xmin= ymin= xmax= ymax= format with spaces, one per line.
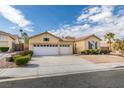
xmin=60 ymin=45 xmax=73 ymax=55
xmin=33 ymin=47 xmax=59 ymax=56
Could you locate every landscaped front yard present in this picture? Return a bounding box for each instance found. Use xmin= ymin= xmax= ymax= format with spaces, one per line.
xmin=80 ymin=55 xmax=124 ymax=64
xmin=0 ymin=60 xmax=17 ymax=68
xmin=0 ymin=51 xmax=33 ymax=68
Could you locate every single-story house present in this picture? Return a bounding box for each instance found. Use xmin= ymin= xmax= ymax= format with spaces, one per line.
xmin=29 ymin=32 xmax=101 ymax=56
xmin=0 ymin=31 xmax=23 ymax=51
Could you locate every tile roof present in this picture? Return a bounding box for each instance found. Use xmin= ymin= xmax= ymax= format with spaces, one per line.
xmin=0 ymin=31 xmax=15 ymax=40
xmin=76 ymin=34 xmax=101 ymax=41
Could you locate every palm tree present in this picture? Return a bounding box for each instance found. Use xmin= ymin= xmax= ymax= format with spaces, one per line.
xmin=20 ymin=29 xmax=29 ymax=50
xmin=104 ymin=32 xmax=115 ymax=50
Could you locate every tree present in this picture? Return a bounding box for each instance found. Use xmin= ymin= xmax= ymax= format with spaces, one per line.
xmin=113 ymin=39 xmax=121 ymax=51
xmin=20 ymin=29 xmax=29 ymax=50
xmin=113 ymin=39 xmax=124 ymax=54
xmin=104 ymin=32 xmax=115 ymax=50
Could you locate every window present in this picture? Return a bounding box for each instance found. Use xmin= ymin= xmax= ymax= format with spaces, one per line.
xmin=95 ymin=42 xmax=98 ymax=49
xmin=43 ymin=38 xmax=49 ymax=41
xmin=44 ymin=45 xmax=46 ymax=47
xmin=88 ymin=41 xmax=92 ymax=49
xmin=88 ymin=41 xmax=98 ymax=49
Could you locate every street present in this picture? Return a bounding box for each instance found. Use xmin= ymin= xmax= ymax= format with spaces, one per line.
xmin=1 ymin=68 xmax=124 ymax=87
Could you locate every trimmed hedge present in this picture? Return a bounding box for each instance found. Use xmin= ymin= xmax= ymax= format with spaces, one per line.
xmin=12 ymin=55 xmax=22 ymax=61
xmin=81 ymin=49 xmax=111 ymax=55
xmin=100 ymin=49 xmax=111 ymax=54
xmin=20 ymin=50 xmax=33 ymax=56
xmin=12 ymin=50 xmax=33 ymax=66
xmin=14 ymin=54 xmax=30 ymax=66
xmin=0 ymin=47 xmax=9 ymax=52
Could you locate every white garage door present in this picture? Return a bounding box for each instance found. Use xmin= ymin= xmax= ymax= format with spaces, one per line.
xmin=33 ymin=44 xmax=73 ymax=56
xmin=60 ymin=45 xmax=73 ymax=55
xmin=33 ymin=45 xmax=59 ymax=56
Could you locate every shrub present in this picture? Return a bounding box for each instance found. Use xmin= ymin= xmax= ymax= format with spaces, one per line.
xmin=0 ymin=47 xmax=9 ymax=52
xmin=14 ymin=54 xmax=30 ymax=66
xmin=21 ymin=50 xmax=33 ymax=56
xmin=81 ymin=49 xmax=100 ymax=55
xmin=81 ymin=50 xmax=87 ymax=54
xmin=81 ymin=49 xmax=110 ymax=55
xmin=12 ymin=55 xmax=22 ymax=61
xmin=100 ymin=49 xmax=111 ymax=54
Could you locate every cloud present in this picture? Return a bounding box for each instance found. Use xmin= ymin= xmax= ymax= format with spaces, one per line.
xmin=9 ymin=26 xmax=16 ymax=29
xmin=0 ymin=5 xmax=33 ymax=32
xmin=89 ymin=12 xmax=112 ymax=22
xmin=77 ymin=14 xmax=89 ymax=21
xmin=50 ymin=5 xmax=124 ymax=39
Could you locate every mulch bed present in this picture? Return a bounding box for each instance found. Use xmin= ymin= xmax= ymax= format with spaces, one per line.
xmin=0 ymin=60 xmax=17 ymax=68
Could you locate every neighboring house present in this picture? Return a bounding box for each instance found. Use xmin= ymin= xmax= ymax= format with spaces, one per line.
xmin=29 ymin=32 xmax=101 ymax=56
xmin=0 ymin=31 xmax=22 ymax=51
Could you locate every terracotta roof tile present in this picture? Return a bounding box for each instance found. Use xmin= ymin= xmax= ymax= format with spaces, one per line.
xmin=76 ymin=34 xmax=101 ymax=41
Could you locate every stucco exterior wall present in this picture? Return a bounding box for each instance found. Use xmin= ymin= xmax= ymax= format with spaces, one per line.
xmin=14 ymin=37 xmax=20 ymax=44
xmin=0 ymin=41 xmax=9 ymax=47
xmin=0 ymin=35 xmax=14 ymax=49
xmin=75 ymin=41 xmax=85 ymax=53
xmin=75 ymin=36 xmax=101 ymax=53
xmin=29 ymin=33 xmax=73 ymax=51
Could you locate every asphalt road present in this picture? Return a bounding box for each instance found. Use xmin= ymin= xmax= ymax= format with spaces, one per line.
xmin=1 ymin=69 xmax=124 ymax=88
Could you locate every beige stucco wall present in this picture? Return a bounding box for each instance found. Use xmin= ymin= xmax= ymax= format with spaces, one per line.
xmin=0 ymin=41 xmax=9 ymax=47
xmin=75 ymin=36 xmax=101 ymax=53
xmin=14 ymin=37 xmax=20 ymax=44
xmin=0 ymin=35 xmax=14 ymax=49
xmin=8 ymin=37 xmax=15 ymax=49
xmin=75 ymin=41 xmax=85 ymax=53
xmin=29 ymin=33 xmax=73 ymax=51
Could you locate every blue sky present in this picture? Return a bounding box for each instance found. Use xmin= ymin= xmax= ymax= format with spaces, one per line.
xmin=0 ymin=5 xmax=124 ymax=39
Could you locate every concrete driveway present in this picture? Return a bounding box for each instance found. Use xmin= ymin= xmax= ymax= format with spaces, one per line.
xmin=0 ymin=55 xmax=124 ymax=78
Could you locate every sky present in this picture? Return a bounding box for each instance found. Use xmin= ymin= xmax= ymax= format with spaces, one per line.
xmin=0 ymin=5 xmax=124 ymax=39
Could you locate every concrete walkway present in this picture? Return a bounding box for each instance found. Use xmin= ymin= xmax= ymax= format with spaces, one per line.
xmin=0 ymin=55 xmax=124 ymax=78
